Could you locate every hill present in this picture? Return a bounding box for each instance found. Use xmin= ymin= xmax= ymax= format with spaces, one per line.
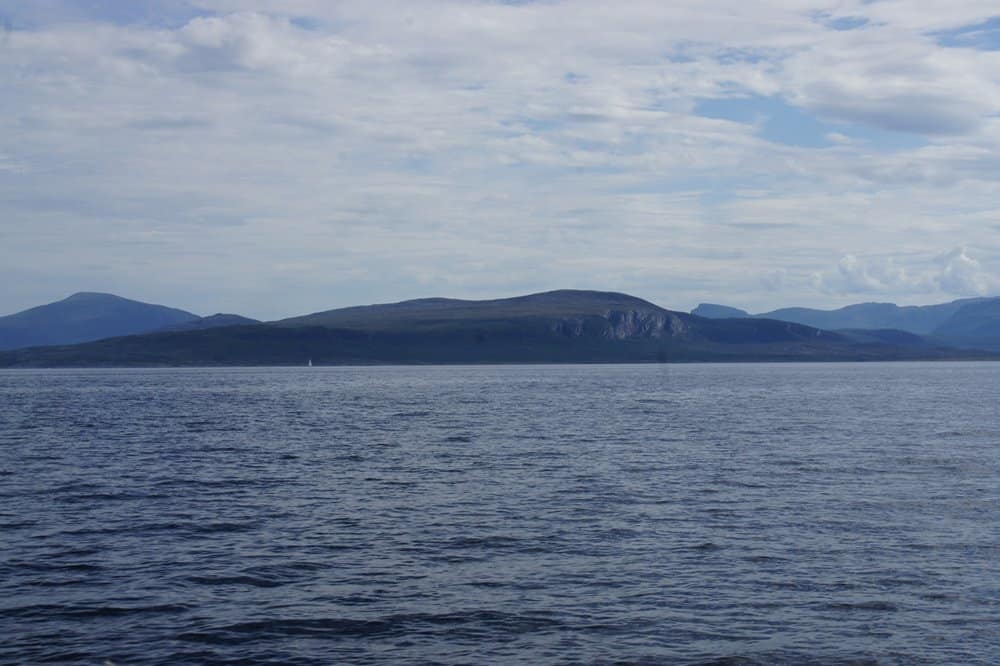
xmin=690 ymin=297 xmax=1000 ymax=350
xmin=0 ymin=290 xmax=985 ymax=367
xmin=158 ymin=313 xmax=261 ymax=332
xmin=690 ymin=303 xmax=751 ymax=319
xmin=930 ymin=299 xmax=1000 ymax=351
xmin=0 ymin=292 xmax=199 ymax=350
xmin=692 ymin=298 xmax=987 ymax=334
xmin=761 ymin=300 xmax=988 ymax=335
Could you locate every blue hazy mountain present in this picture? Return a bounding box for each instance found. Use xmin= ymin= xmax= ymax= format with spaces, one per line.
xmin=690 ymin=303 xmax=751 ymax=319
xmin=692 ymin=297 xmax=1000 ymax=350
xmin=834 ymin=328 xmax=935 ymax=348
xmin=929 ymin=299 xmax=1000 ymax=351
xmin=0 ymin=290 xmax=985 ymax=367
xmin=158 ymin=313 xmax=261 ymax=332
xmin=0 ymin=292 xmax=200 ymax=350
xmin=692 ymin=298 xmax=988 ymax=334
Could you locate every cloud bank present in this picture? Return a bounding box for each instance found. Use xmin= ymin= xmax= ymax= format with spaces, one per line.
xmin=1 ymin=0 xmax=998 ymax=318
xmin=815 ymin=247 xmax=998 ymax=297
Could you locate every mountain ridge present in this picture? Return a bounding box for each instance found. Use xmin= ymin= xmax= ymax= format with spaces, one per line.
xmin=158 ymin=313 xmax=261 ymax=332
xmin=277 ymin=290 xmax=667 ymax=330
xmin=0 ymin=292 xmax=200 ymax=350
xmin=0 ymin=293 xmax=264 ymax=351
xmin=691 ymin=296 xmax=1000 ymax=350
xmin=0 ymin=289 xmax=988 ymax=367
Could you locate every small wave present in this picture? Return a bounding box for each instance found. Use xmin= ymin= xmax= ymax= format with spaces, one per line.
xmin=743 ymin=554 xmax=788 ymax=564
xmin=185 ymin=574 xmax=284 ymax=589
xmin=187 ymin=521 xmax=260 ymax=534
xmin=65 ymin=491 xmax=164 ymax=502
xmin=680 ymin=650 xmax=885 ymax=666
xmin=178 ymin=610 xmax=563 ymax=644
xmin=152 ymin=477 xmax=271 ymax=490
xmin=445 ymin=534 xmax=524 ymax=550
xmin=45 ymin=481 xmax=106 ymax=494
xmin=10 ymin=561 xmax=103 ymax=573
xmin=0 ymin=519 xmax=37 ymax=529
xmin=427 ymin=552 xmax=489 ymax=564
xmin=392 ymin=411 xmax=432 ymax=418
xmin=3 ymin=603 xmax=189 ymax=620
xmin=826 ymin=600 xmax=899 ymax=612
xmin=773 ymin=458 xmax=808 ymax=467
xmin=177 ymin=618 xmax=395 ymax=644
xmin=182 ymin=420 xmax=243 ymax=433
xmin=245 ymin=561 xmax=329 ymax=581
xmin=56 ymin=520 xmax=259 ymax=538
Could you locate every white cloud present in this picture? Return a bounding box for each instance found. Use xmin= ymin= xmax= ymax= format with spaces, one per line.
xmin=814 ymin=247 xmax=998 ymax=298
xmin=0 ymin=1 xmax=999 ymax=317
xmin=934 ymin=246 xmax=997 ymax=296
xmin=781 ymin=26 xmax=1000 ymax=135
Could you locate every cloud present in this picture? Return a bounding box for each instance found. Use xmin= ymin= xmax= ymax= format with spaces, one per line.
xmin=1 ymin=1 xmax=1000 ymax=318
xmin=781 ymin=33 xmax=1000 ymax=135
xmin=934 ymin=246 xmax=997 ymax=295
xmin=814 ymin=247 xmax=998 ymax=298
xmin=811 ymin=254 xmax=913 ymax=295
xmin=759 ymin=268 xmax=788 ymax=291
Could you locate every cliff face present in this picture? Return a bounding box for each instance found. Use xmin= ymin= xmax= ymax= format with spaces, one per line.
xmin=604 ymin=309 xmax=688 ymax=340
xmin=545 ymin=308 xmax=689 ymax=340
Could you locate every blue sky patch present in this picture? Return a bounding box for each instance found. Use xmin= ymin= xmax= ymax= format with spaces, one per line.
xmin=714 ymin=48 xmax=770 ymax=65
xmin=934 ymin=16 xmax=1000 ymax=50
xmin=291 ymin=16 xmax=324 ymax=31
xmin=0 ymin=0 xmax=211 ymax=29
xmin=696 ymin=95 xmax=927 ymax=150
xmin=695 ymin=96 xmax=835 ymax=148
xmin=827 ymin=16 xmax=870 ymax=31
xmin=831 ymin=124 xmax=927 ymax=151
xmin=809 ymin=10 xmax=872 ymax=32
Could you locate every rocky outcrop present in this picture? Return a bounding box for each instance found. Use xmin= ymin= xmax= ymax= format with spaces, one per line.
xmin=548 ymin=309 xmax=689 ymax=340
xmin=604 ymin=309 xmax=689 ymax=339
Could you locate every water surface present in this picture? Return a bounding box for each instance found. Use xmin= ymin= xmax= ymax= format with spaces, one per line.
xmin=2 ymin=363 xmax=999 ymax=664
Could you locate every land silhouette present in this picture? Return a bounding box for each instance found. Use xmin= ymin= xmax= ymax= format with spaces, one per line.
xmin=693 ymin=297 xmax=1000 ymax=351
xmin=1 ymin=290 xmax=997 ymax=366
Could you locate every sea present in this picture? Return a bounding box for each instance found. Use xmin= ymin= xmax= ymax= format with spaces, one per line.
xmin=1 ymin=363 xmax=998 ymax=665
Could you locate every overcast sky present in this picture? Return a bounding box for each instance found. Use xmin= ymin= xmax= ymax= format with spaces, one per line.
xmin=1 ymin=1 xmax=998 ymax=320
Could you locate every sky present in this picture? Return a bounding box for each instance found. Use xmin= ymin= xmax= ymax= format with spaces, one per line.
xmin=1 ymin=0 xmax=999 ymax=320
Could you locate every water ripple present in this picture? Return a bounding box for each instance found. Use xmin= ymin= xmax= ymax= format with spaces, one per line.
xmin=2 ymin=363 xmax=999 ymax=664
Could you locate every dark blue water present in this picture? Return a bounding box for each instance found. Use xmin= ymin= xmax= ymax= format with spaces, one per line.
xmin=1 ymin=363 xmax=999 ymax=665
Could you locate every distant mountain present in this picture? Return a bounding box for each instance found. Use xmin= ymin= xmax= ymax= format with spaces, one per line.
xmin=930 ymin=299 xmax=1000 ymax=351
xmin=0 ymin=290 xmax=985 ymax=367
xmin=690 ymin=296 xmax=1000 ymax=350
xmin=692 ymin=298 xmax=990 ymax=334
xmin=758 ymin=300 xmax=988 ymax=335
xmin=691 ymin=303 xmax=750 ymax=319
xmin=278 ymin=290 xmax=682 ymax=330
xmin=834 ymin=328 xmax=935 ymax=348
xmin=0 ymin=292 xmax=199 ymax=351
xmin=159 ymin=313 xmax=260 ymax=332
